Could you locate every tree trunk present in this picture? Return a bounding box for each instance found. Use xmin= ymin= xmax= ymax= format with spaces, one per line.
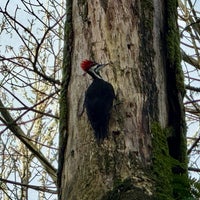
xmin=58 ymin=0 xmax=190 ymax=199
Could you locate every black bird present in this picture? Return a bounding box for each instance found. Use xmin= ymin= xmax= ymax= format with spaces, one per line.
xmin=81 ymin=60 xmax=115 ymax=142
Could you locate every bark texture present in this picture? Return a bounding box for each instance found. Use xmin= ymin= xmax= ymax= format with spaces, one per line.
xmin=59 ymin=0 xmax=189 ymax=199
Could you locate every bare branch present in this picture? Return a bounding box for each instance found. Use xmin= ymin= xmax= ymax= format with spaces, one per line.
xmin=0 ymin=177 xmax=57 ymax=194
xmin=0 ymin=99 xmax=57 ymax=184
xmin=188 ymin=167 xmax=200 ymax=173
xmin=186 ymin=85 xmax=200 ymax=93
xmin=181 ymin=50 xmax=200 ymax=69
xmin=187 ymin=136 xmax=200 ymax=155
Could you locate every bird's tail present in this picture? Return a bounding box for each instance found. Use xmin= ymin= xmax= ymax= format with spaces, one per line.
xmin=94 ymin=126 xmax=108 ymax=143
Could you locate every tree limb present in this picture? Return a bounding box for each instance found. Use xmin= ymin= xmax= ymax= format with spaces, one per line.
xmin=0 ymin=99 xmax=57 ymax=184
xmin=188 ymin=167 xmax=200 ymax=172
xmin=187 ymin=136 xmax=200 ymax=155
xmin=186 ymin=85 xmax=200 ymax=93
xmin=181 ymin=50 xmax=200 ymax=69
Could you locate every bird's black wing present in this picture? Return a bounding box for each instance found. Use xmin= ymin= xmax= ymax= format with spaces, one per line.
xmin=85 ymin=79 xmax=115 ymax=141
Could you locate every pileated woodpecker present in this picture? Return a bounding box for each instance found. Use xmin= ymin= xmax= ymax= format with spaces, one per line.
xmin=81 ymin=60 xmax=115 ymax=142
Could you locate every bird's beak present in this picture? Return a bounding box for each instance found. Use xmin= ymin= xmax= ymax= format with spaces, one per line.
xmin=97 ymin=63 xmax=110 ymax=71
xmin=100 ymin=62 xmax=110 ymax=67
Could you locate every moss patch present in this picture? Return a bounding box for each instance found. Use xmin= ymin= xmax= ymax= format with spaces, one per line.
xmin=151 ymin=122 xmax=174 ymax=200
xmin=151 ymin=122 xmax=191 ymax=199
xmin=165 ymin=0 xmax=185 ymax=95
xmin=162 ymin=1 xmax=191 ymax=198
xmin=58 ymin=0 xmax=73 ymax=195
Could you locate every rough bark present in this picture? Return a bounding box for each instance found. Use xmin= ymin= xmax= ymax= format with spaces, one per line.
xmin=58 ymin=0 xmax=189 ymax=199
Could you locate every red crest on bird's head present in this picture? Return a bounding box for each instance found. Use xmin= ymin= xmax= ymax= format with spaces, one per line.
xmin=80 ymin=60 xmax=96 ymax=71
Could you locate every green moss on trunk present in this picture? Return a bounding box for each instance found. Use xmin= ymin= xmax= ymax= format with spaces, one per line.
xmin=58 ymin=0 xmax=73 ymax=197
xmin=151 ymin=122 xmax=173 ymax=200
xmin=151 ymin=122 xmax=191 ymax=200
xmin=166 ymin=0 xmax=185 ymax=95
xmin=163 ymin=0 xmax=190 ymax=198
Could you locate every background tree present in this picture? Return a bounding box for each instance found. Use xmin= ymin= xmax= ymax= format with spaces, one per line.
xmin=58 ymin=0 xmax=191 ymax=199
xmin=0 ymin=0 xmax=64 ymax=199
xmin=178 ymin=0 xmax=200 ymax=196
